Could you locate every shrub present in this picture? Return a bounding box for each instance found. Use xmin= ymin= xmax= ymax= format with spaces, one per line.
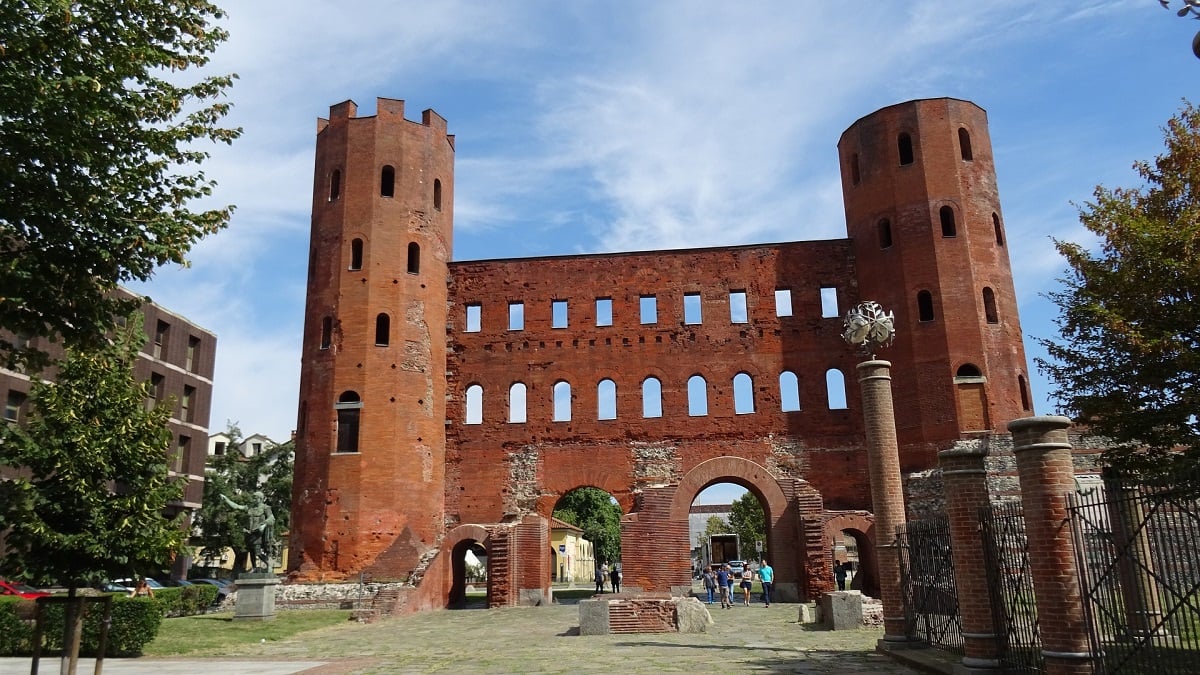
xmin=0 ymin=598 xmax=35 ymax=656
xmin=38 ymin=596 xmax=162 ymax=657
xmin=154 ymin=585 xmax=216 ymax=616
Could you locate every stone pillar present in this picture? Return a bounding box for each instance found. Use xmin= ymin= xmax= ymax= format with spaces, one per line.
xmin=856 ymin=360 xmax=907 ymax=644
xmin=1008 ymin=416 xmax=1094 ymax=675
xmin=939 ymin=444 xmax=1002 ymax=672
xmin=233 ymin=574 xmax=279 ymax=622
xmin=1103 ymin=470 xmax=1164 ymax=636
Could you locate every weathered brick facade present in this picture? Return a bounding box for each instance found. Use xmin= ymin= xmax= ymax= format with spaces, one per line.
xmin=289 ymin=96 xmax=1035 ymax=612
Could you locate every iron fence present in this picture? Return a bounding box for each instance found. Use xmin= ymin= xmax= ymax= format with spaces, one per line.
xmin=1068 ymin=479 xmax=1200 ymax=674
xmin=980 ymin=501 xmax=1043 ymax=674
xmin=897 ymin=515 xmax=964 ymax=656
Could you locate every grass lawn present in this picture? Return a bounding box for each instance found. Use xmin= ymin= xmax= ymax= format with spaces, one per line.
xmin=142 ymin=610 xmax=351 ymax=657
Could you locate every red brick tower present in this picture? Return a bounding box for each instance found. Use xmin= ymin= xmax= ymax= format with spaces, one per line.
xmin=290 ymin=98 xmax=454 ymax=580
xmin=838 ymin=98 xmax=1032 ymax=457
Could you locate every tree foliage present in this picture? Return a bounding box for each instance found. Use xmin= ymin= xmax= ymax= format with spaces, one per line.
xmin=697 ymin=515 xmax=730 ymax=548
xmin=553 ymin=487 xmax=622 ymax=566
xmin=1038 ymin=101 xmax=1200 ymax=485
xmin=0 ymin=319 xmax=185 ymax=589
xmin=0 ymin=1 xmax=240 ymax=370
xmin=728 ymin=493 xmax=766 ymax=560
xmin=190 ymin=425 xmax=293 ymax=574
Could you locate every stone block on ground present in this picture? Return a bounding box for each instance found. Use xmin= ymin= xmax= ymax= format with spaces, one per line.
xmin=672 ymin=597 xmax=712 ymax=633
xmin=797 ymin=602 xmax=821 ymax=624
xmin=821 ymin=591 xmax=863 ymax=630
xmin=579 ymin=598 xmax=610 ymax=635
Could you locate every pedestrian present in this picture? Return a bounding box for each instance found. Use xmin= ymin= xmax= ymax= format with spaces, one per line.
xmin=716 ymin=564 xmax=731 ymax=609
xmin=758 ymin=559 xmax=774 ymax=607
xmin=610 ymin=565 xmax=621 ymax=593
xmin=128 ymin=577 xmax=154 ymax=598
xmin=595 ymin=567 xmax=605 ymax=594
xmin=739 ymin=564 xmax=753 ymax=605
xmin=835 ymin=560 xmax=847 ymax=591
xmin=702 ymin=566 xmax=716 ymax=604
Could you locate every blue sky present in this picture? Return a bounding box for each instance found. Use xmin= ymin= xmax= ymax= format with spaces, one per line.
xmin=132 ymin=2 xmax=1195 ymax=505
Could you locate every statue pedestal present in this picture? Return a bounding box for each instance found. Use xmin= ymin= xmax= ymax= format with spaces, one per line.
xmin=233 ymin=574 xmax=279 ymax=622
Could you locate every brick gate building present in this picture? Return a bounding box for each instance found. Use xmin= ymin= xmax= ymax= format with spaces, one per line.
xmin=288 ymin=96 xmax=1033 ymax=612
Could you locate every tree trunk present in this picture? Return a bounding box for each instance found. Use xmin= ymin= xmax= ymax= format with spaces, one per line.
xmin=60 ymin=587 xmax=83 ymax=675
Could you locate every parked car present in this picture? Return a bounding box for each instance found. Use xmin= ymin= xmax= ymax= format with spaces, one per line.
xmin=155 ymin=578 xmax=194 ymax=588
xmin=190 ymin=578 xmax=233 ymax=598
xmin=101 ymin=578 xmax=164 ymax=593
xmin=729 ymin=560 xmax=746 ymax=575
xmin=0 ymin=579 xmax=50 ymax=600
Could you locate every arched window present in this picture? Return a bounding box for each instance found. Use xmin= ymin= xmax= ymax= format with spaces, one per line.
xmin=940 ymin=205 xmax=957 ymax=237
xmin=956 ymin=364 xmax=983 ymax=378
xmin=407 ymin=242 xmax=420 ymax=274
xmin=825 ymin=369 xmax=847 ymax=410
xmin=780 ymin=371 xmax=801 ymax=412
xmin=329 ymin=169 xmax=341 ymax=201
xmin=878 ymin=218 xmax=892 ymax=249
xmin=1018 ymin=374 xmax=1031 ymax=411
xmin=598 ymin=379 xmax=616 ymax=420
xmin=553 ymin=381 xmax=572 ymax=422
xmin=917 ymin=290 xmax=935 ymax=322
xmin=993 ymin=213 xmax=1004 ymax=246
xmin=687 ymin=375 xmax=708 ymax=417
xmin=733 ymin=373 xmax=755 ymax=414
xmin=983 ymin=287 xmax=999 ymax=324
xmin=380 ymin=165 xmax=395 ymax=198
xmin=958 ymin=128 xmax=973 ymax=161
xmin=375 ymin=313 xmax=390 ymax=346
xmin=465 ymin=384 xmax=483 ymax=425
xmin=898 ymin=133 xmax=914 ymax=166
xmin=850 ymin=153 xmax=861 ymax=185
xmin=350 ymin=238 xmax=363 ymax=271
xmin=335 ymin=391 xmax=361 ymax=453
xmin=320 ymin=316 xmax=332 ymax=349
xmin=433 ymin=179 xmax=443 ymax=211
xmin=642 ymin=377 xmax=662 ymax=418
xmin=508 ymin=383 xmax=526 ymax=423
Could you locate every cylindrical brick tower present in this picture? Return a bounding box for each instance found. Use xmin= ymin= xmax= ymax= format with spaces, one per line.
xmin=838 ymin=98 xmax=1032 ymax=456
xmin=290 ymin=98 xmax=454 ymax=580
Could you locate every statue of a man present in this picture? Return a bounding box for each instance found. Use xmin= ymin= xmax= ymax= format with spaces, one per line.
xmin=220 ymin=491 xmax=275 ymax=572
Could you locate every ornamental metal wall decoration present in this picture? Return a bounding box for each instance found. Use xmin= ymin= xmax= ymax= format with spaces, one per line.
xmin=842 ymin=301 xmax=896 ymax=358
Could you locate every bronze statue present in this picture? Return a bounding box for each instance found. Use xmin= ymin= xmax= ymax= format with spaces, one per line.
xmin=220 ymin=491 xmax=275 ymax=573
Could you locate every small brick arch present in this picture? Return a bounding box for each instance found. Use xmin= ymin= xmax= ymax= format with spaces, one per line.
xmin=442 ymin=524 xmax=492 ymax=608
xmin=670 ymin=456 xmax=788 ymax=521
xmin=823 ymin=512 xmax=878 ymax=597
xmin=536 ymin=479 xmax=635 ymax=519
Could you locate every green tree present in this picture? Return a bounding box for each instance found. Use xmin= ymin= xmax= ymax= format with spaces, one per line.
xmin=0 ymin=318 xmax=185 ymax=666
xmin=1038 ymin=101 xmax=1200 ymax=486
xmin=728 ymin=493 xmax=766 ymax=560
xmin=553 ymin=487 xmax=622 ymax=566
xmin=697 ymin=514 xmax=730 ymax=549
xmin=191 ymin=425 xmax=293 ymax=575
xmin=0 ymin=1 xmax=240 ymax=371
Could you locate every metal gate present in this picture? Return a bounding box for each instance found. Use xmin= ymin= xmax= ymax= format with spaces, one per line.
xmin=981 ymin=501 xmax=1043 ymax=674
xmin=897 ymin=516 xmax=963 ymax=655
xmin=1068 ymin=480 xmax=1200 ymax=674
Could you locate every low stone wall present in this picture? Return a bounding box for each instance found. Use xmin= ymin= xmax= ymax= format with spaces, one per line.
xmin=214 ymin=581 xmax=412 ymax=612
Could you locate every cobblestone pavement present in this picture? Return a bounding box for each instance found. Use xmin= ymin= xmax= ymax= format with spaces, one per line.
xmin=1 ymin=598 xmax=941 ymax=674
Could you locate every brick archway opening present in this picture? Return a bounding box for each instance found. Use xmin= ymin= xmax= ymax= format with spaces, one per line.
xmin=444 ymin=524 xmax=491 ymax=609
xmin=824 ymin=512 xmax=877 ymax=597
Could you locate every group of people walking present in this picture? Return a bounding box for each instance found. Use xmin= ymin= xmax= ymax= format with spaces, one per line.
xmin=594 ymin=562 xmax=622 ymax=593
xmin=701 ymin=560 xmax=774 ymax=609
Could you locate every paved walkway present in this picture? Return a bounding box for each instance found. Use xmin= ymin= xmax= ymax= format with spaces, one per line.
xmin=0 ymin=598 xmax=952 ymax=674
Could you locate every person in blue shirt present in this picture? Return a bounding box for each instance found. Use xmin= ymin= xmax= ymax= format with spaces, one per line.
xmin=715 ymin=565 xmax=732 ymax=609
xmin=758 ymin=559 xmax=774 ymax=607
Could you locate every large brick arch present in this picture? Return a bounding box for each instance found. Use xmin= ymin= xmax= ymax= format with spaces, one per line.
xmin=670 ymin=456 xmax=789 ymax=521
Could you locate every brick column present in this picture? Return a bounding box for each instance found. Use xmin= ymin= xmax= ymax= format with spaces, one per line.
xmin=1008 ymin=416 xmax=1094 ymax=675
xmin=856 ymin=360 xmax=907 ymax=644
xmin=939 ymin=444 xmax=1001 ymax=671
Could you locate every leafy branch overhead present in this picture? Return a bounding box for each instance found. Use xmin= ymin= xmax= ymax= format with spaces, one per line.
xmin=1038 ymin=101 xmax=1200 ymax=485
xmin=0 ymin=1 xmax=241 ymax=370
xmin=1159 ymin=0 xmax=1200 ymax=58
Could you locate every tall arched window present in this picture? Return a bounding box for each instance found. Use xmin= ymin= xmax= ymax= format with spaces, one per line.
xmin=958 ymin=128 xmax=973 ymax=161
xmin=983 ymin=287 xmax=999 ymax=324
xmin=940 ymin=205 xmax=957 ymax=237
xmin=320 ymin=316 xmax=332 ymax=349
xmin=878 ymin=218 xmax=892 ymax=248
xmin=733 ymin=373 xmax=754 ymax=414
xmin=642 ymin=377 xmax=662 ymax=418
xmin=508 ymin=383 xmax=526 ymax=423
xmin=375 ymin=313 xmax=390 ymax=346
xmin=850 ymin=153 xmax=861 ymax=185
xmin=898 ymin=133 xmax=914 ymax=166
xmin=329 ymin=169 xmax=341 ymax=201
xmin=1018 ymin=374 xmax=1031 ymax=411
xmin=465 ymin=384 xmax=483 ymax=425
xmin=335 ymin=391 xmax=361 ymax=453
xmin=956 ymin=364 xmax=982 ymax=378
xmin=687 ymin=375 xmax=708 ymax=417
xmin=917 ymin=290 xmax=935 ymax=322
xmin=350 ymin=238 xmax=363 ymax=270
xmin=780 ymin=371 xmax=801 ymax=412
xmin=825 ymin=369 xmax=847 ymax=410
xmin=380 ymin=165 xmax=395 ymax=198
xmin=993 ymin=213 xmax=1005 ymax=246
xmin=407 ymin=242 xmax=420 ymax=274
xmin=598 ymin=379 xmax=616 ymax=420
xmin=553 ymin=381 xmax=572 ymax=422
xmin=433 ymin=179 xmax=443 ymax=211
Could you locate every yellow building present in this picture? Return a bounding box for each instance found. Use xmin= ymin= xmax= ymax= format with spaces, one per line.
xmin=550 ymin=517 xmax=594 ymax=584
